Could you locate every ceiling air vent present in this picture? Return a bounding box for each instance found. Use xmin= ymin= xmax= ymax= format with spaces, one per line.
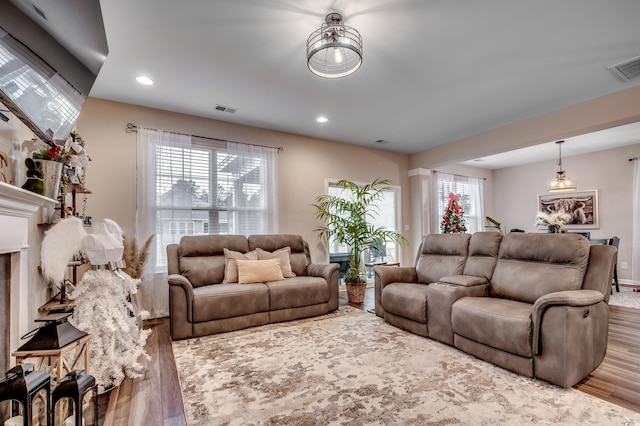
xmin=214 ymin=104 xmax=237 ymax=114
xmin=607 ymin=55 xmax=640 ymax=82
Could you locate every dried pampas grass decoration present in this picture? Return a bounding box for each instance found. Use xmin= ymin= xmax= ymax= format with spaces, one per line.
xmin=122 ymin=233 xmax=154 ymax=279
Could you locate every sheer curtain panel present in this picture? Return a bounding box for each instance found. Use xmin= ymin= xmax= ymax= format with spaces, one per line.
xmin=225 ymin=142 xmax=278 ymax=234
xmin=136 ymin=128 xmax=193 ymax=318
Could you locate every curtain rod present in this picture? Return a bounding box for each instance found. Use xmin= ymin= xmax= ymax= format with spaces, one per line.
xmin=125 ymin=123 xmax=283 ymax=152
xmin=630 ymin=157 xmax=639 ymax=161
xmin=432 ymin=170 xmax=487 ymax=181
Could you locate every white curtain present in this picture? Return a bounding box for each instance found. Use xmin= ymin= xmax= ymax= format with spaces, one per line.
xmin=431 ymin=171 xmax=455 ymax=233
xmin=469 ymin=176 xmax=485 ymax=234
xmin=226 ymin=142 xmax=278 ymax=234
xmin=136 ymin=128 xmax=192 ymax=318
xmin=632 ymin=159 xmax=640 ymax=284
xmin=431 ymin=171 xmax=485 ymax=234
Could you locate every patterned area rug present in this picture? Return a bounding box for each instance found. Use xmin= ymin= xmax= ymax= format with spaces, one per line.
xmin=609 ymin=285 xmax=640 ymax=309
xmin=173 ymin=308 xmax=640 ymax=425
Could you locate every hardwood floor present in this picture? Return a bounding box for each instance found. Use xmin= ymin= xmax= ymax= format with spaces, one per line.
xmin=104 ymin=288 xmax=640 ymax=425
xmin=574 ymin=305 xmax=640 ymax=412
xmin=103 ymin=318 xmax=187 ymax=426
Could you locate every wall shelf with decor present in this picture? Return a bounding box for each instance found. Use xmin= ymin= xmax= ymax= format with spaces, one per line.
xmin=61 ymin=183 xmax=92 ymax=221
xmin=37 ymin=184 xmax=93 ymax=228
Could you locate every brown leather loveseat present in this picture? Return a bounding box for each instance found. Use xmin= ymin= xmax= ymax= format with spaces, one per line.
xmin=167 ymin=234 xmax=339 ymax=340
xmin=374 ymin=232 xmax=616 ymax=388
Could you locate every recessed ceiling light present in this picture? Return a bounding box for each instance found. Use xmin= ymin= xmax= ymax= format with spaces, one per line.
xmin=316 ymin=116 xmax=328 ymax=123
xmin=136 ymin=76 xmax=154 ymax=86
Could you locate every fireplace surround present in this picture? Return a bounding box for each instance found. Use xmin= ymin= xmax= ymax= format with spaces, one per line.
xmin=0 ymin=182 xmax=56 ymax=370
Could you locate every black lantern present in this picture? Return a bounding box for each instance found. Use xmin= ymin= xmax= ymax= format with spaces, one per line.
xmin=0 ymin=363 xmax=50 ymax=426
xmin=52 ymin=370 xmax=98 ymax=426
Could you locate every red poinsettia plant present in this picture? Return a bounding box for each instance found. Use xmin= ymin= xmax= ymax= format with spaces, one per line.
xmin=33 ymin=144 xmax=69 ymax=163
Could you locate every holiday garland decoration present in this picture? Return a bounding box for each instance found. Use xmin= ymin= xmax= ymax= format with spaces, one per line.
xmin=69 ymin=269 xmax=150 ymax=390
xmin=441 ymin=192 xmax=467 ymax=233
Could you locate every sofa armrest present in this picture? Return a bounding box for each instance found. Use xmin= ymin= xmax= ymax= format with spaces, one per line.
xmin=307 ymin=263 xmax=338 ymax=279
xmin=439 ymin=275 xmax=487 ymax=287
xmin=427 ymin=281 xmax=489 ymax=345
xmin=168 ymin=273 xmax=195 ymax=323
xmin=373 ymin=266 xmax=417 ymax=317
xmin=307 ymin=263 xmax=340 ymax=311
xmin=531 ymin=289 xmax=604 ymax=355
xmin=374 ymin=266 xmax=417 ymax=288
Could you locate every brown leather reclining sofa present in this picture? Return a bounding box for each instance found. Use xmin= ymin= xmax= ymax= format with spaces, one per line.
xmin=167 ymin=234 xmax=339 ymax=340
xmin=374 ymin=232 xmax=616 ymax=388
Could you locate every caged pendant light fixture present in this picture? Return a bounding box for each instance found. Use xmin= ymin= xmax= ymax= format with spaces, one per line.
xmin=547 ymin=140 xmax=577 ymax=192
xmin=306 ymin=13 xmax=363 ymax=78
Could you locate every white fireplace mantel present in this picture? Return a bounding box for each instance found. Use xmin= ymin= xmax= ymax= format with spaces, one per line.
xmin=0 ymin=181 xmax=57 ymax=361
xmin=0 ymin=181 xmax=56 ymax=253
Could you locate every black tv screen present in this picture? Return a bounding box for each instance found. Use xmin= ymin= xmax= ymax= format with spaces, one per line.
xmin=0 ymin=0 xmax=107 ymax=144
xmin=0 ymin=27 xmax=85 ymax=142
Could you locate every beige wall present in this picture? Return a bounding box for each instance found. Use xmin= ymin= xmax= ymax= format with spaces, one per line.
xmin=76 ymin=98 xmax=412 ymax=264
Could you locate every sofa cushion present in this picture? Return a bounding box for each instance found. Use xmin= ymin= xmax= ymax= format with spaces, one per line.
xmin=382 ymin=283 xmax=429 ymax=324
xmin=463 ymin=232 xmax=502 ymax=279
xmin=223 ymin=248 xmax=258 ymax=283
xmin=179 ymin=235 xmax=249 ymax=287
xmin=490 ymin=233 xmax=590 ymax=304
xmin=452 ymin=297 xmax=533 ymax=358
xmin=415 ymin=234 xmax=470 ymax=284
xmin=192 ymin=283 xmax=269 ymax=322
xmin=236 ymin=259 xmax=284 ymax=284
xmin=256 ymin=247 xmax=296 ymax=277
xmin=266 ymin=276 xmax=329 ymax=310
xmin=179 ymin=256 xmax=227 ymax=288
xmin=248 ymin=234 xmax=309 ymax=276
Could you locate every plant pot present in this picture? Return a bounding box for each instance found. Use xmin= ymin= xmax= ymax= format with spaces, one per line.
xmin=346 ymin=282 xmax=367 ymax=304
xmin=38 ymin=159 xmax=63 ymax=199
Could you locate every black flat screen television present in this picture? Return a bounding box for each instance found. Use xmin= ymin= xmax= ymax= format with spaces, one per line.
xmin=0 ymin=0 xmax=107 ymax=144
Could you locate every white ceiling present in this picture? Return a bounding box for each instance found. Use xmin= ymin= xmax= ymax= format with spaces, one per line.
xmin=41 ymin=1 xmax=640 ymax=160
xmin=461 ymin=121 xmax=640 ymax=169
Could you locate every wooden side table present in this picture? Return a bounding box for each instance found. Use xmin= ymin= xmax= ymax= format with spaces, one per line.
xmin=365 ymin=262 xmax=400 ymax=280
xmin=365 ymin=262 xmax=400 ymax=268
xmin=12 ymin=334 xmax=91 ymax=383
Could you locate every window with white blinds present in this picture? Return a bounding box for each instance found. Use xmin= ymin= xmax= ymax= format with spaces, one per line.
xmin=432 ymin=172 xmax=484 ymax=234
xmin=142 ymin=134 xmax=277 ymax=268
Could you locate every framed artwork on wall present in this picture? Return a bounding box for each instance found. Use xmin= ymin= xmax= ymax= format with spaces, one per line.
xmin=538 ymin=190 xmax=599 ymax=229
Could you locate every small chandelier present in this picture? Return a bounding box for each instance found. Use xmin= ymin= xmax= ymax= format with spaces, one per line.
xmin=306 ymin=13 xmax=363 ymax=78
xmin=547 ymin=140 xmax=577 ymax=192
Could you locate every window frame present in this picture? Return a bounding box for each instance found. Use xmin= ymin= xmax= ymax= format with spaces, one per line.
xmin=323 ymin=178 xmax=403 ymax=264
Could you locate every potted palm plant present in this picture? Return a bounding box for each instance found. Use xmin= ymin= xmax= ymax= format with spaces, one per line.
xmin=313 ymin=178 xmax=408 ymax=304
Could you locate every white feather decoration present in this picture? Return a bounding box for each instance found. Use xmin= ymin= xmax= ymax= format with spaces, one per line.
xmin=40 ymin=217 xmax=87 ymax=284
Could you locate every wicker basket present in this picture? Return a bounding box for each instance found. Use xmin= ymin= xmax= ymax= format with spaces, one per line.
xmin=346 ymin=282 xmax=367 ymax=304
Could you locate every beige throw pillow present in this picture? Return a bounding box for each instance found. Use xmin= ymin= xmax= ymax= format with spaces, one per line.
xmin=256 ymin=247 xmax=296 ymax=278
xmin=223 ymin=248 xmax=258 ymax=283
xmin=236 ymin=259 xmax=284 ymax=284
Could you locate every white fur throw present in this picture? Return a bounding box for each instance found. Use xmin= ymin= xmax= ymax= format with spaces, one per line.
xmin=41 ymin=217 xmax=126 ymax=284
xmin=40 ymin=217 xmax=87 ymax=284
